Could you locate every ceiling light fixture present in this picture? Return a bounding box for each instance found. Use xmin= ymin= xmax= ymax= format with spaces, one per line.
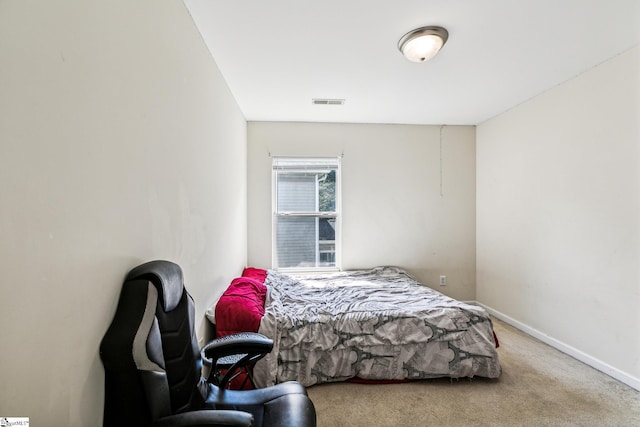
xmin=398 ymin=26 xmax=448 ymax=63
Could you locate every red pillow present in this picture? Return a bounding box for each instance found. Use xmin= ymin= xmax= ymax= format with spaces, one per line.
xmin=215 ymin=276 xmax=267 ymax=337
xmin=241 ymin=267 xmax=267 ymax=283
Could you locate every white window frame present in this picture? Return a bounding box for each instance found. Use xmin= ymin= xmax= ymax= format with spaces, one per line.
xmin=272 ymin=156 xmax=341 ymax=272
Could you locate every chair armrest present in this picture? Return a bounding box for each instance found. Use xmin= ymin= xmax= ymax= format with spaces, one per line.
xmin=153 ymin=410 xmax=253 ymax=427
xmin=201 ymin=332 xmax=273 ymax=387
xmin=203 ymin=332 xmax=273 ymax=359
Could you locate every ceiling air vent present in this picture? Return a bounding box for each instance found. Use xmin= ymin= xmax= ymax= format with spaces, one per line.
xmin=312 ymin=98 xmax=345 ymax=106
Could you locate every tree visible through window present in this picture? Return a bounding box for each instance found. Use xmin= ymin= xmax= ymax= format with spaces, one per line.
xmin=272 ymin=157 xmax=340 ymax=270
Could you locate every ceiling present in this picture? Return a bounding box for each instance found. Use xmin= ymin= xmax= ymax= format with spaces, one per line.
xmin=184 ymin=0 xmax=639 ymax=125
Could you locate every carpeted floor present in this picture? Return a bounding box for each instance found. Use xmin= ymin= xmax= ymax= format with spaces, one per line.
xmin=306 ymin=318 xmax=640 ymax=426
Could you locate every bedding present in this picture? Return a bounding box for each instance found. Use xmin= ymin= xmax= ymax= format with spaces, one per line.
xmin=212 ymin=267 xmax=501 ymax=388
xmin=214 ymin=275 xmax=267 ymax=337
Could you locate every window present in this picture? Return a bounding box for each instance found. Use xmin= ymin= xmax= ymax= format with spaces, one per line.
xmin=272 ymin=157 xmax=340 ymax=271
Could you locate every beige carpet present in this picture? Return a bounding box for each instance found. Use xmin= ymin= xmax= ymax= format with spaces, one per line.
xmin=306 ymin=318 xmax=640 ymax=426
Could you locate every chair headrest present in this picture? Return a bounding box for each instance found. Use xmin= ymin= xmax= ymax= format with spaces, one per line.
xmin=126 ymin=260 xmax=184 ymax=312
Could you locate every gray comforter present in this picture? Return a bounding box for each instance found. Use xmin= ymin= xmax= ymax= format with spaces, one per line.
xmin=253 ymin=267 xmax=501 ymax=387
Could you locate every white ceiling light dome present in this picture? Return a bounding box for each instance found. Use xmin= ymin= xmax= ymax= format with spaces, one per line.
xmin=398 ymin=26 xmax=449 ymax=63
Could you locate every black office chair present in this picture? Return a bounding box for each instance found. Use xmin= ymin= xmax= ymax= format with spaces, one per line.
xmin=100 ymin=260 xmax=316 ymax=427
xmin=201 ymin=332 xmax=269 ymax=390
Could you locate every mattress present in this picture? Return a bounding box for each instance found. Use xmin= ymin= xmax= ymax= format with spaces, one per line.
xmin=249 ymin=267 xmax=501 ymax=387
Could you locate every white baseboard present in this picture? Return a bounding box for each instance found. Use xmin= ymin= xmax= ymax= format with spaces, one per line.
xmin=475 ymin=302 xmax=640 ymax=392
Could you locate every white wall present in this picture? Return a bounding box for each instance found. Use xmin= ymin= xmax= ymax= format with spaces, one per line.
xmin=0 ymin=1 xmax=247 ymax=425
xmin=248 ymin=122 xmax=476 ymax=301
xmin=477 ymin=46 xmax=639 ymax=385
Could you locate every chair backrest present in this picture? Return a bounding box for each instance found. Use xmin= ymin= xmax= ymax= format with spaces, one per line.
xmin=100 ymin=261 xmax=204 ymax=426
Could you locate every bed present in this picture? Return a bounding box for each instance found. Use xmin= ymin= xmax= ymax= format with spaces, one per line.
xmin=209 ymin=266 xmax=501 ymax=388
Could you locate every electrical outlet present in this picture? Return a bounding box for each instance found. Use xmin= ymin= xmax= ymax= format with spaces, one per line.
xmin=439 ymin=275 xmax=447 ymax=286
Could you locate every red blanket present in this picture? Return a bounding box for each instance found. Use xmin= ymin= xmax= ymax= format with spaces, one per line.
xmin=215 ymin=268 xmax=268 ymax=337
